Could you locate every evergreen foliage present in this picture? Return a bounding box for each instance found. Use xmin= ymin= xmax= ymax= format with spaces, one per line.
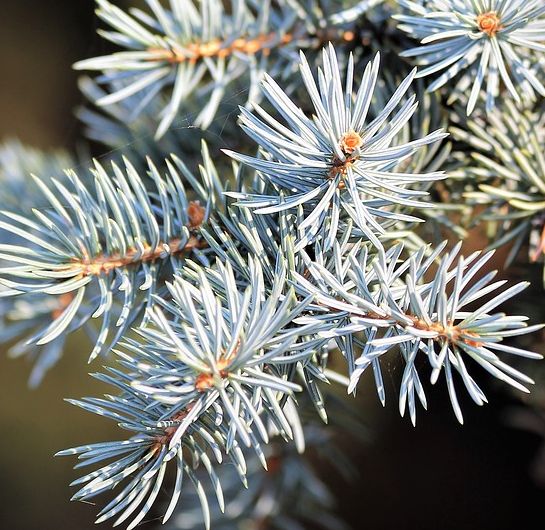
xmin=1 ymin=1 xmax=545 ymax=528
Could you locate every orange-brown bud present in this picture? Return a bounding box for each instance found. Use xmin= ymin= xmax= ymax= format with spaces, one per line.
xmin=187 ymin=200 xmax=206 ymax=229
xmin=339 ymin=131 xmax=363 ymax=154
xmin=476 ymin=11 xmax=502 ymax=37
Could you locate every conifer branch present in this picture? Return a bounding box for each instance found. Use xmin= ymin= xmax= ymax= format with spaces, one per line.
xmin=2 ymin=2 xmax=545 ymax=528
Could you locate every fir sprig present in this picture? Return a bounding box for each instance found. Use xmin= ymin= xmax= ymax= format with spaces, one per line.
xmin=0 ymin=150 xmax=219 ymax=363
xmin=121 ymin=255 xmax=318 ymax=449
xmin=295 ymin=241 xmax=543 ymax=424
xmin=75 ymin=0 xmax=374 ymax=137
xmin=451 ymin=99 xmax=545 ymax=279
xmin=56 ymin=386 xmax=236 ymax=530
xmin=395 ymin=0 xmax=545 ymax=114
xmin=226 ymin=44 xmax=447 ymax=251
xmin=0 ymin=141 xmax=80 ymax=385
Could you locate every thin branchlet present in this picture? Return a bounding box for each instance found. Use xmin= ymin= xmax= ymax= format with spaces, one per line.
xmin=74 ymin=235 xmax=203 ymax=277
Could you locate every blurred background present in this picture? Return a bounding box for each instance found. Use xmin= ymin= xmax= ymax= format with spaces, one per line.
xmin=1 ymin=1 xmax=544 ymax=529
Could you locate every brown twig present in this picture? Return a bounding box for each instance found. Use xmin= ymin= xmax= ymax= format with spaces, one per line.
xmin=147 ymin=28 xmax=356 ymax=64
xmin=65 ymin=201 xmax=207 ymax=277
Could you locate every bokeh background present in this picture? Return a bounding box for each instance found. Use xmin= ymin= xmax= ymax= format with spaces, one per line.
xmin=1 ymin=1 xmax=544 ymax=529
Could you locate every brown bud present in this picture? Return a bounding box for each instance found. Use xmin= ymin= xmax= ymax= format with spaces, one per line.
xmin=187 ymin=200 xmax=206 ymax=229
xmin=339 ymin=130 xmax=363 ymax=154
xmin=476 ymin=12 xmax=502 ymax=37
